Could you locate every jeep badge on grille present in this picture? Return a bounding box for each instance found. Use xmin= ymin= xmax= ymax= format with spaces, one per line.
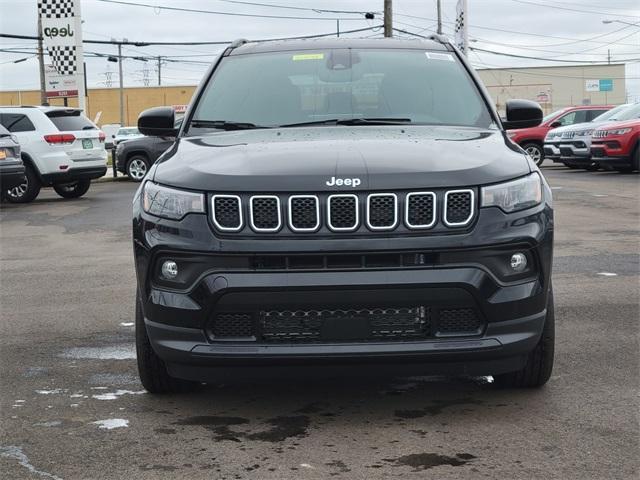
xmin=326 ymin=176 xmax=361 ymax=187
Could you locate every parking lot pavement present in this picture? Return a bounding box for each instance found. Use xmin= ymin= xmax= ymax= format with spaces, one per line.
xmin=0 ymin=168 xmax=638 ymax=480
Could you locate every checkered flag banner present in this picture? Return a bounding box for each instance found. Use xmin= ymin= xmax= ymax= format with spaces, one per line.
xmin=38 ymin=0 xmax=79 ymax=76
xmin=48 ymin=45 xmax=77 ymax=75
xmin=38 ymin=0 xmax=75 ymax=19
xmin=454 ymin=0 xmax=468 ymax=55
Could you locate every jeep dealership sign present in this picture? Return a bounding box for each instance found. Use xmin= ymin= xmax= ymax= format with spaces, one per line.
xmin=38 ymin=0 xmax=86 ymax=107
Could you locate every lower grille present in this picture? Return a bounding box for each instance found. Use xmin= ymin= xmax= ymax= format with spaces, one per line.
xmin=208 ymin=305 xmax=484 ymax=343
xmin=211 ymin=313 xmax=254 ymax=339
xmin=436 ymin=308 xmax=482 ymax=335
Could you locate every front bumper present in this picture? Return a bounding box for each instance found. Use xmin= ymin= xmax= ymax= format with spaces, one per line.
xmin=133 ymin=195 xmax=554 ymax=379
xmin=543 ymin=143 xmax=561 ymax=161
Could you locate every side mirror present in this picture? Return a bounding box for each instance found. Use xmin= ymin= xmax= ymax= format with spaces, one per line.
xmin=503 ymin=99 xmax=543 ymax=130
xmin=111 ymin=134 xmax=115 ymax=138
xmin=138 ymin=106 xmax=177 ymax=137
xmin=549 ymin=121 xmax=562 ymax=128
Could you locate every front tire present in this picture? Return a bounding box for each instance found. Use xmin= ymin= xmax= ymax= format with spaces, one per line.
xmin=135 ymin=292 xmax=198 ymax=394
xmin=494 ymin=289 xmax=555 ymax=388
xmin=4 ymin=164 xmax=40 ymax=203
xmin=53 ymin=179 xmax=91 ymax=199
xmin=126 ymin=155 xmax=150 ymax=182
xmin=523 ymin=143 xmax=544 ymax=167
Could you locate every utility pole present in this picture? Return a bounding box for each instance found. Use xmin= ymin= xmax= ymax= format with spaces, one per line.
xmin=117 ymin=42 xmax=125 ymax=126
xmin=607 ymin=49 xmax=611 ymax=64
xmin=157 ymin=56 xmax=162 ymax=86
xmin=437 ymin=0 xmax=443 ymax=34
xmin=384 ymin=0 xmax=393 ymax=37
xmin=37 ymin=15 xmax=47 ymax=105
xmin=336 ymin=19 xmax=340 ymax=37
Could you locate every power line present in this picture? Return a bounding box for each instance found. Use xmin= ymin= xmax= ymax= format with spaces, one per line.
xmin=202 ymin=0 xmax=380 ymax=15
xmin=508 ymin=0 xmax=640 ymax=18
xmin=0 ymin=25 xmax=382 ymax=46
xmin=93 ymin=0 xmax=373 ymax=21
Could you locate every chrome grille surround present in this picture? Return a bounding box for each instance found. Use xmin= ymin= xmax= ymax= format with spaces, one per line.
xmin=327 ymin=194 xmax=359 ymax=232
xmin=444 ymin=189 xmax=475 ymax=227
xmin=211 ymin=194 xmax=243 ymax=232
xmin=288 ymin=195 xmax=320 ymax=232
xmin=405 ymin=191 xmax=437 ymax=229
xmin=366 ymin=193 xmax=398 ymax=231
xmin=249 ymin=195 xmax=282 ymax=233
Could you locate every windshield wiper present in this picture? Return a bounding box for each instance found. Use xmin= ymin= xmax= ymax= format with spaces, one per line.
xmin=279 ymin=118 xmax=412 ymax=128
xmin=189 ymin=120 xmax=268 ymax=130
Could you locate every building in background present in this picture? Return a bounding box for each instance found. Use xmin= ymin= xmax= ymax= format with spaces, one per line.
xmin=0 ymin=85 xmax=196 ymax=127
xmin=477 ymin=63 xmax=626 ymax=114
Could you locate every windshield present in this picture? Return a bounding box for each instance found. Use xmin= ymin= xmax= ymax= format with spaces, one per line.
xmin=609 ymin=103 xmax=640 ymax=121
xmin=189 ymin=48 xmax=493 ymax=131
xmin=542 ymin=108 xmax=568 ymax=124
xmin=592 ymin=104 xmax=629 ymax=122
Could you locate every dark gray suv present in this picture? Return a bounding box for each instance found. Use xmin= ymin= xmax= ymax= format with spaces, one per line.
xmin=132 ymin=37 xmax=553 ymax=394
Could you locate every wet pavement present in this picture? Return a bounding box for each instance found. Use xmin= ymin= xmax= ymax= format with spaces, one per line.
xmin=0 ymin=167 xmax=638 ymax=479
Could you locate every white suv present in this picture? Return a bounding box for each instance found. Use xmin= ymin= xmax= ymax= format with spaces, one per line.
xmin=0 ymin=106 xmax=107 ymax=203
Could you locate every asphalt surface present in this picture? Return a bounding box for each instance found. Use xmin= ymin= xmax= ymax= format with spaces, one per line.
xmin=1 ymin=166 xmax=638 ymax=480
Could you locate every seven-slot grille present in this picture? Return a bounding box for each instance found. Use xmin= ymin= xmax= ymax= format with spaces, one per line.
xmin=211 ymin=189 xmax=475 ymax=233
xmin=444 ymin=190 xmax=474 ymax=227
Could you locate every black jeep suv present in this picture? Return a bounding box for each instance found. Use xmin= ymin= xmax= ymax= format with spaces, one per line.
xmin=133 ymin=37 xmax=553 ymax=393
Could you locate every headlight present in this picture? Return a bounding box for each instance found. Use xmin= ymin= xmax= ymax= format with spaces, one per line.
xmin=544 ymin=132 xmax=557 ymax=141
xmin=481 ymin=173 xmax=542 ymax=213
xmin=605 ymin=128 xmax=631 ymax=136
xmin=142 ymin=182 xmax=204 ymax=220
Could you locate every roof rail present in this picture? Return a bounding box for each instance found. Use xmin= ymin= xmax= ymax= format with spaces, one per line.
xmin=229 ymin=38 xmax=249 ymax=49
xmin=428 ymin=34 xmax=450 ymax=45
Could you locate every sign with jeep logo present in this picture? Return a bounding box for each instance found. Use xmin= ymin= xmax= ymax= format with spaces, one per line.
xmin=38 ymin=0 xmax=85 ymax=105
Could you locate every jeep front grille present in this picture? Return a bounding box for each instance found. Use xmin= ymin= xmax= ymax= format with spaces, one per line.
xmin=210 ymin=189 xmax=476 ymax=235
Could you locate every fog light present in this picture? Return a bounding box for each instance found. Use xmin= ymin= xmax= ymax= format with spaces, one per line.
xmin=161 ymin=260 xmax=178 ymax=279
xmin=510 ymin=253 xmax=527 ymax=272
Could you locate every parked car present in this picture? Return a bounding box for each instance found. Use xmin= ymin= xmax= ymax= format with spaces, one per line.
xmin=113 ymin=126 xmax=144 ymax=146
xmin=132 ymin=37 xmax=554 ymax=394
xmin=101 ymin=123 xmax=121 ymax=149
xmin=116 ymin=117 xmax=182 ymax=181
xmin=543 ymin=103 xmax=639 ymax=170
xmin=591 ymin=118 xmax=640 ymax=172
xmin=507 ymin=105 xmax=612 ymax=166
xmin=0 ymin=106 xmax=107 ymax=203
xmin=0 ymin=124 xmax=25 ymax=195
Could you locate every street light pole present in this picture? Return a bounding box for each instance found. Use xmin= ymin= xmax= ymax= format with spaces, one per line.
xmin=437 ymin=0 xmax=443 ymax=35
xmin=117 ymin=43 xmax=124 ymax=126
xmin=37 ymin=15 xmax=47 ymax=105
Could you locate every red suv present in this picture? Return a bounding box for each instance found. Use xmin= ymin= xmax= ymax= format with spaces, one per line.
xmin=591 ymin=119 xmax=640 ymax=172
xmin=507 ymin=105 xmax=612 ymax=166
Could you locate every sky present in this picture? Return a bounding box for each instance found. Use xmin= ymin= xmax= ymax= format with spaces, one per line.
xmin=0 ymin=0 xmax=639 ymax=102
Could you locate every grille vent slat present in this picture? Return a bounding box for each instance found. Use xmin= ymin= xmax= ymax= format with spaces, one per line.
xmin=327 ymin=194 xmax=359 ymax=231
xmin=289 ymin=195 xmax=320 ymax=232
xmin=212 ymin=195 xmax=243 ymax=231
xmin=367 ymin=194 xmax=397 ymax=230
xmin=250 ymin=195 xmax=281 ymax=232
xmin=444 ymin=190 xmax=474 ymax=227
xmin=406 ymin=192 xmax=436 ymax=229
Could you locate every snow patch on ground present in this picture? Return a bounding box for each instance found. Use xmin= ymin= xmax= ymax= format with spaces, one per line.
xmin=119 ymin=322 xmax=134 ymax=327
xmin=34 ymin=421 xmax=62 ymax=427
xmin=35 ymin=389 xmax=65 ymax=395
xmin=92 ymin=390 xmax=145 ymax=401
xmin=92 ymin=418 xmax=129 ymax=430
xmin=59 ymin=344 xmax=136 ymax=360
xmin=0 ymin=445 xmax=63 ymax=480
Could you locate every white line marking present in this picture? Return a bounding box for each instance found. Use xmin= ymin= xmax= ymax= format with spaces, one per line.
xmin=0 ymin=445 xmax=64 ymax=480
xmin=597 ymin=272 xmax=618 ymax=277
xmin=92 ymin=418 xmax=129 ymax=430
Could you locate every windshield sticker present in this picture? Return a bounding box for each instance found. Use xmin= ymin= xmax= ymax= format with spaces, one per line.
xmin=292 ymin=53 xmax=324 ymax=61
xmin=425 ymin=52 xmax=455 ymax=61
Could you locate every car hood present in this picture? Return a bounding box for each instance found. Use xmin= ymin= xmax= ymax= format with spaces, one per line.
xmin=153 ymin=126 xmax=530 ymax=191
xmin=596 ymin=118 xmax=640 ymax=130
